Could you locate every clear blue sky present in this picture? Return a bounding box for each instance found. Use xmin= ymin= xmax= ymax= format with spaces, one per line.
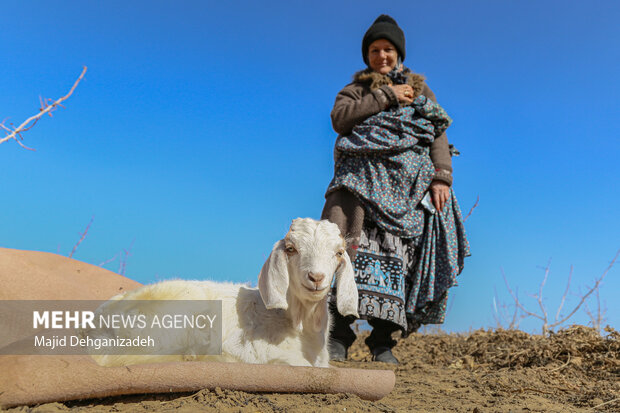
xmin=1 ymin=1 xmax=618 ymax=333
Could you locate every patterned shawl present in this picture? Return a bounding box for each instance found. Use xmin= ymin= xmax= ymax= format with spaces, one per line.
xmin=327 ymin=94 xmax=452 ymax=238
xmin=326 ymin=92 xmax=470 ymax=333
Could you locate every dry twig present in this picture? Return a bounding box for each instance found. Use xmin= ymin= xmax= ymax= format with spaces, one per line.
xmin=549 ymin=353 xmax=571 ymax=372
xmin=118 ymin=240 xmax=135 ymax=276
xmin=554 ymin=265 xmax=573 ymax=326
xmin=548 ymin=250 xmax=619 ymax=332
xmin=535 ymin=261 xmax=552 ymax=332
xmin=464 ymin=195 xmax=479 ymax=222
xmin=69 ymin=216 xmax=94 ymax=259
xmin=502 ymin=267 xmax=545 ymax=322
xmin=1 ymin=66 xmax=87 ymax=150
xmin=99 ymin=253 xmax=120 ymax=267
xmin=99 ymin=239 xmax=135 ymax=276
xmin=493 ymin=285 xmax=523 ymax=330
xmin=583 ymin=285 xmax=606 ymax=333
xmin=500 ymin=250 xmax=619 ymax=335
xmin=587 ymin=397 xmax=620 ymax=412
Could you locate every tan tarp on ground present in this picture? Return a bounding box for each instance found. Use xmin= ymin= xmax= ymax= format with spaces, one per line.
xmin=0 ymin=248 xmax=395 ymax=407
xmin=0 ymin=247 xmax=142 ymax=301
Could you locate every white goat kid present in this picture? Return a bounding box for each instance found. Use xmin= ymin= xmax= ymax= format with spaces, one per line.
xmin=92 ymin=218 xmax=359 ymax=368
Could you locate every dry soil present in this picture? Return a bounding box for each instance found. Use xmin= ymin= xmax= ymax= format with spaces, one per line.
xmin=6 ymin=325 xmax=619 ymax=412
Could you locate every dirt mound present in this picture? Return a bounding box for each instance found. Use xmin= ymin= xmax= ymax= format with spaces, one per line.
xmin=384 ymin=325 xmax=619 ymax=412
xmin=7 ymin=326 xmax=619 ymax=412
xmin=401 ymin=325 xmax=618 ymax=373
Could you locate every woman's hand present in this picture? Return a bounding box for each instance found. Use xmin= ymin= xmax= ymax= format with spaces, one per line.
xmin=430 ymin=181 xmax=450 ymax=212
xmin=388 ymin=84 xmax=414 ymax=105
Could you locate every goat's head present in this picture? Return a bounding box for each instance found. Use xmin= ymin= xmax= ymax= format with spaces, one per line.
xmin=258 ymin=218 xmax=359 ymax=318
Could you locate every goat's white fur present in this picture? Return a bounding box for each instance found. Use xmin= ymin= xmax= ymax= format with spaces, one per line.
xmin=91 ymin=218 xmax=359 ymax=368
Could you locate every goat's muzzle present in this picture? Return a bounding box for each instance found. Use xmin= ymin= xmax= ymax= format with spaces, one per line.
xmin=304 ymin=272 xmax=328 ymax=294
xmin=308 ymin=272 xmax=325 ymax=285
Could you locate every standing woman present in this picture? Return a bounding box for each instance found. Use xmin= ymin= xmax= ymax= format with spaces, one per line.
xmin=322 ymin=15 xmax=470 ymax=364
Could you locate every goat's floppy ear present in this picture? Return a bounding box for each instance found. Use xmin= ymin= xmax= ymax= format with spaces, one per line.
xmin=335 ymin=251 xmax=359 ymax=318
xmin=258 ymin=239 xmax=289 ymax=310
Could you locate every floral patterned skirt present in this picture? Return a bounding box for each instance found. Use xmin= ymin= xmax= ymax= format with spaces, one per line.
xmin=331 ymin=186 xmax=469 ymax=335
xmin=352 ymin=214 xmax=456 ymax=335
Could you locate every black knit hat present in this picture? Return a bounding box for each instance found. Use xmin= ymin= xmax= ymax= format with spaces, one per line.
xmin=362 ymin=14 xmax=406 ymax=65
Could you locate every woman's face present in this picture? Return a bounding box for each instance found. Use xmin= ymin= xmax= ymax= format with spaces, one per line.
xmin=368 ymin=39 xmax=399 ymax=74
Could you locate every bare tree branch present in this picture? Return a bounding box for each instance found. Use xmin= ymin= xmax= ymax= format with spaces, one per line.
xmin=99 ymin=240 xmax=135 ymax=276
xmin=464 ymin=195 xmax=479 ymax=222
xmin=583 ymin=287 xmax=605 ymax=333
xmin=500 ymin=250 xmax=619 ymax=335
xmin=536 ymin=260 xmax=552 ymax=334
xmin=1 ymin=66 xmax=87 ymax=150
xmin=69 ymin=216 xmax=94 ymax=259
xmin=549 ymin=249 xmax=618 ymax=330
xmin=509 ymin=287 xmax=522 ymax=330
xmin=501 ymin=267 xmax=544 ymax=321
xmin=493 ymin=285 xmax=523 ymax=330
xmin=554 ymin=265 xmax=573 ymax=324
xmin=99 ymin=252 xmax=120 ymax=267
xmin=117 ymin=239 xmax=135 ymax=277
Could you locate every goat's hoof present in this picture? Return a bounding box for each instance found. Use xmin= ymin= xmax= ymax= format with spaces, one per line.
xmin=371 ymin=347 xmax=399 ymax=365
xmin=328 ymin=339 xmax=348 ymax=361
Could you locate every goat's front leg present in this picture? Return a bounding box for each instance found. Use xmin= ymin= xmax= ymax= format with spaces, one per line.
xmin=314 ymin=347 xmax=330 ymax=368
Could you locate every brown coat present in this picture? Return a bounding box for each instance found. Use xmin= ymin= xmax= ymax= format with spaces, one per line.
xmin=323 ymin=69 xmax=454 ymax=258
xmin=330 ymin=68 xmax=453 ymax=182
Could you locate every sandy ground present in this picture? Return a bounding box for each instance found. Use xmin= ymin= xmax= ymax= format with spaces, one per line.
xmin=5 ymin=325 xmax=618 ymax=413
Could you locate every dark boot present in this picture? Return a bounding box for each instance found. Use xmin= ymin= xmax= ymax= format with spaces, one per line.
xmin=371 ymin=346 xmax=399 ymax=364
xmin=366 ymin=317 xmax=401 ymax=365
xmin=328 ymin=301 xmax=357 ymax=361
xmin=328 ymin=339 xmax=348 ymax=361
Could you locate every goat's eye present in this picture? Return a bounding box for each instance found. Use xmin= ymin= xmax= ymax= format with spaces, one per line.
xmin=285 ymin=245 xmax=297 ymax=255
xmin=336 ymin=250 xmax=344 ymax=258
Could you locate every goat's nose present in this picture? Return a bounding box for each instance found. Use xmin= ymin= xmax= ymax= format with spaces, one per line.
xmin=308 ymin=272 xmax=325 ymax=284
